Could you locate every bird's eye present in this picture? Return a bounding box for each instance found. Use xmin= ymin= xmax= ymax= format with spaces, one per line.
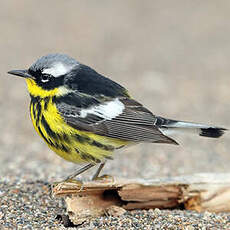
xmin=41 ymin=74 xmax=51 ymax=83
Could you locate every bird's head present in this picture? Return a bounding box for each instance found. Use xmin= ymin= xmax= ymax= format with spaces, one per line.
xmin=8 ymin=53 xmax=80 ymax=97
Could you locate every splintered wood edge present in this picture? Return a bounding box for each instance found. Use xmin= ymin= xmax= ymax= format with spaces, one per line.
xmin=52 ymin=173 xmax=230 ymax=224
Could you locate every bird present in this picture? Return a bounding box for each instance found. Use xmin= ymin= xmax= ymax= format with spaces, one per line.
xmin=8 ymin=53 xmax=226 ymax=180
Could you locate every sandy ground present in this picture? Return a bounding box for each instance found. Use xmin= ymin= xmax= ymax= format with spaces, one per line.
xmin=0 ymin=1 xmax=230 ymax=229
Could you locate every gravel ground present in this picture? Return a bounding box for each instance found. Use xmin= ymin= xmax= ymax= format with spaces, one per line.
xmin=1 ymin=1 xmax=230 ymax=229
xmin=1 ymin=177 xmax=230 ymax=230
xmin=1 ymin=177 xmax=230 ymax=229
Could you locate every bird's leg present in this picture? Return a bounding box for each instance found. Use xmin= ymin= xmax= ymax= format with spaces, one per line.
xmin=92 ymin=161 xmax=106 ymax=180
xmin=64 ymin=163 xmax=96 ymax=181
xmin=51 ymin=163 xmax=96 ymax=194
xmin=51 ymin=164 xmax=95 ymax=195
xmin=91 ymin=161 xmax=114 ymax=182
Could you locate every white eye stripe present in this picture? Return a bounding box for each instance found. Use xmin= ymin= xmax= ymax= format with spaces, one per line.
xmin=80 ymin=98 xmax=125 ymax=120
xmin=42 ymin=62 xmax=74 ymax=77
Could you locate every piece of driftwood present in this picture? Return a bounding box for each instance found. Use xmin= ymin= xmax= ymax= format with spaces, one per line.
xmin=52 ymin=173 xmax=230 ymax=225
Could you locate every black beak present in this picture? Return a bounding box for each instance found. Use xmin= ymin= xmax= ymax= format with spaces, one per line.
xmin=7 ymin=69 xmax=34 ymax=79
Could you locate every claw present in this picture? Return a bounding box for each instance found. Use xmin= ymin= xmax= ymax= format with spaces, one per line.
xmin=63 ymin=178 xmax=83 ymax=184
xmin=93 ymin=174 xmax=114 ymax=183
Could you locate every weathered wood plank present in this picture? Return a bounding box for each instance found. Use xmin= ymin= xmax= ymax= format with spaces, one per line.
xmin=52 ymin=173 xmax=230 ymax=225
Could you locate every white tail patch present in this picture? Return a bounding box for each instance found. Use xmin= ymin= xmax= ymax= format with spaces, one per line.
xmin=159 ymin=127 xmax=200 ymax=136
xmin=159 ymin=121 xmax=212 ymax=136
xmin=164 ymin=121 xmax=211 ymax=129
xmin=158 ymin=120 xmax=225 ymax=138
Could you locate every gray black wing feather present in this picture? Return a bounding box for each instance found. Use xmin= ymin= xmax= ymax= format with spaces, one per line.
xmin=56 ymin=96 xmax=178 ymax=145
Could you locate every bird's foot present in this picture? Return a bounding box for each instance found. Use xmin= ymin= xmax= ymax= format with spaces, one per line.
xmin=51 ymin=178 xmax=83 ymax=188
xmin=93 ymin=174 xmax=115 ymax=183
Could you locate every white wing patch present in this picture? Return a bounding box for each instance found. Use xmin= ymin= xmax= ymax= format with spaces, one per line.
xmin=42 ymin=62 xmax=74 ymax=77
xmin=80 ymin=98 xmax=125 ymax=120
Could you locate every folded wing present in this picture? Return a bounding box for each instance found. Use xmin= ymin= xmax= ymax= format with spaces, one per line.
xmin=56 ymin=95 xmax=178 ymax=145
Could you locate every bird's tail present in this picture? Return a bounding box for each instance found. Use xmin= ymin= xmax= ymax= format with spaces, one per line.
xmin=156 ymin=116 xmax=226 ymax=138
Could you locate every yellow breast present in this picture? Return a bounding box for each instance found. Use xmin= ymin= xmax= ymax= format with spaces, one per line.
xmin=27 ymin=79 xmax=128 ymax=164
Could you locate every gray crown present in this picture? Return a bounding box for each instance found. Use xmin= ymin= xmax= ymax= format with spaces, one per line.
xmin=29 ymin=53 xmax=80 ymax=72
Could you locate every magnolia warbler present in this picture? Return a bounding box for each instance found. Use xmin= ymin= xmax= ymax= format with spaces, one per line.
xmin=8 ymin=54 xmax=226 ymax=180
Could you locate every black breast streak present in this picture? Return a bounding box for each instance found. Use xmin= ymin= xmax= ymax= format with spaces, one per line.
xmin=62 ymin=133 xmax=70 ymax=142
xmin=41 ymin=115 xmax=57 ymax=140
xmin=79 ymin=152 xmax=101 ymax=163
xmin=32 ymin=104 xmax=36 ymax=122
xmin=36 ymin=119 xmax=57 ymax=148
xmin=40 ymin=115 xmax=71 ymax=153
xmin=29 ymin=101 xmax=36 ymax=122
xmin=30 ymin=96 xmax=41 ymax=126
xmin=91 ymin=140 xmax=114 ymax=151
xmin=44 ymin=97 xmax=49 ymax=110
xmin=30 ymin=95 xmax=71 ymax=153
xmin=73 ymin=133 xmax=114 ymax=162
xmin=37 ymin=125 xmax=51 ymax=146
xmin=60 ymin=143 xmax=70 ymax=153
xmin=73 ymin=133 xmax=89 ymax=142
xmin=73 ymin=132 xmax=113 ymax=151
xmin=36 ymin=103 xmax=41 ymax=126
